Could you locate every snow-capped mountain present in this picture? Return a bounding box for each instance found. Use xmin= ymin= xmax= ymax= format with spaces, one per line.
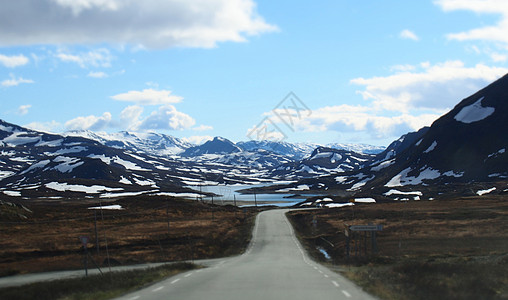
xmin=237 ymin=140 xmax=320 ymax=160
xmin=325 ymin=143 xmax=385 ymax=155
xmin=271 ymin=147 xmax=375 ymax=179
xmin=238 ymin=140 xmax=384 ymax=159
xmin=0 ymin=121 xmax=276 ymax=199
xmin=181 ymin=137 xmax=242 ymax=157
xmin=280 ymin=73 xmax=508 ymax=201
xmin=65 ymin=130 xmax=193 ymax=155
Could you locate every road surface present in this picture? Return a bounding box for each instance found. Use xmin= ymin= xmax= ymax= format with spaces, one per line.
xmin=115 ymin=209 xmax=376 ymax=300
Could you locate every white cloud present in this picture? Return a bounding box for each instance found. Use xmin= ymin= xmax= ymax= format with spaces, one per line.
xmin=1 ymin=74 xmax=34 ymax=87
xmin=17 ymin=104 xmax=32 ymax=115
xmin=65 ymin=112 xmax=113 ymax=131
xmin=120 ymin=105 xmax=144 ymax=130
xmin=111 ymin=89 xmax=183 ymax=105
xmin=24 ymin=120 xmax=62 ymax=133
xmin=251 ymin=60 xmax=508 ymax=142
xmin=0 ymin=54 xmax=29 ymax=68
xmin=193 ymin=124 xmax=214 ymax=131
xmin=435 ymin=0 xmax=508 ymax=45
xmin=399 ymin=29 xmax=419 ymax=41
xmin=56 ymin=48 xmax=112 ymax=68
xmin=182 ymin=135 xmax=213 ymax=145
xmin=350 ymin=61 xmax=508 ymax=112
xmin=119 ymin=104 xmax=195 ymax=131
xmin=136 ymin=105 xmax=195 ymax=131
xmin=0 ymin=0 xmax=277 ymax=49
xmin=87 ymin=71 xmax=108 ymax=78
xmin=53 ymin=0 xmax=120 ymax=15
xmin=265 ymin=105 xmax=441 ymax=140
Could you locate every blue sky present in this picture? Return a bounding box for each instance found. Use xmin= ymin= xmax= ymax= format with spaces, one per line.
xmin=1 ymin=0 xmax=508 ymax=146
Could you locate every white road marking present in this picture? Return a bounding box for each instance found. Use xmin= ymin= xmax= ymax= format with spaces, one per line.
xmin=342 ymin=290 xmax=352 ymax=298
xmin=171 ymin=278 xmax=180 ymax=284
xmin=152 ymin=286 xmax=164 ymax=292
xmin=332 ymin=281 xmax=340 ymax=287
xmin=184 ymin=273 xmax=193 ymax=278
xmin=324 ymin=274 xmax=329 ymax=278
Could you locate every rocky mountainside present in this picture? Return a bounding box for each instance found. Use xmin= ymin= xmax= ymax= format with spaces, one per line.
xmin=65 ymin=130 xmax=193 ymax=155
xmin=270 ymin=147 xmax=375 ymax=180
xmin=282 ymin=73 xmax=508 ymax=201
xmin=0 ymin=121 xmax=274 ymax=199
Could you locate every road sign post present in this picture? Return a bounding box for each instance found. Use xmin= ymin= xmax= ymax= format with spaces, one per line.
xmin=346 ymin=224 xmax=383 ymax=257
xmin=79 ymin=236 xmax=89 ymax=276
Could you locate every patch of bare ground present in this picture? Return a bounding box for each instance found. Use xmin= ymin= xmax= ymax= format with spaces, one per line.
xmin=287 ymin=195 xmax=508 ymax=300
xmin=0 ymin=196 xmax=256 ymax=276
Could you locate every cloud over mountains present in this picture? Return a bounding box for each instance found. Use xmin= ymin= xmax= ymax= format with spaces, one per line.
xmin=0 ymin=0 xmax=277 ymax=49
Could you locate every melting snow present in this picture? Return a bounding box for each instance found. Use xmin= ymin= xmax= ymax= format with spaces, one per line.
xmin=315 ymin=198 xmax=333 ymax=203
xmin=3 ymin=191 xmax=21 ymax=197
xmin=476 ymin=187 xmax=496 ymax=196
xmin=423 ymin=141 xmax=437 ymax=154
xmin=0 ymin=171 xmax=15 ymax=180
xmin=3 ymin=133 xmax=41 ymax=146
xmin=46 ymin=182 xmax=123 ymax=194
xmin=384 ymin=189 xmax=423 ymax=196
xmin=119 ymin=176 xmax=132 ymax=184
xmin=371 ymin=159 xmax=395 ymax=171
xmin=454 ymin=96 xmax=495 ymax=124
xmin=325 ymin=203 xmax=354 ymax=208
xmin=88 ymin=154 xmax=151 ymax=171
xmin=354 ymin=198 xmax=376 ymax=203
xmin=88 ymin=205 xmax=124 ymax=210
xmin=385 ymin=167 xmax=441 ymax=187
xmin=133 ymin=178 xmax=156 ymax=186
xmin=277 ymin=184 xmax=310 ymax=192
xmin=488 ymin=148 xmax=506 ymax=159
xmin=20 ymin=160 xmax=50 ymax=174
xmin=53 ymin=156 xmax=84 ymax=173
xmin=54 ymin=146 xmax=87 ymax=155
xmin=442 ymin=170 xmax=464 ymax=177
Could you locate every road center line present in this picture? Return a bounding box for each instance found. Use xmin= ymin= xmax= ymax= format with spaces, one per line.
xmin=332 ymin=281 xmax=340 ymax=287
xmin=184 ymin=273 xmax=193 ymax=278
xmin=152 ymin=286 xmax=164 ymax=292
xmin=342 ymin=290 xmax=352 ymax=298
xmin=171 ymin=278 xmax=180 ymax=284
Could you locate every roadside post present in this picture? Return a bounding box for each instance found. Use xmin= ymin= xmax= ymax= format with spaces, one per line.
xmin=79 ymin=236 xmax=89 ymax=276
xmin=347 ymin=225 xmax=383 ymax=257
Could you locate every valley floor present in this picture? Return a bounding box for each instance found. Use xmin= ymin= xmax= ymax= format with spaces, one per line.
xmin=287 ymin=195 xmax=508 ymax=300
xmin=0 ymin=196 xmax=256 ymax=276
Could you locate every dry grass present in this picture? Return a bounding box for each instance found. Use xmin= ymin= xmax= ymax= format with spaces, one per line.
xmin=0 ymin=196 xmax=256 ymax=276
xmin=287 ymin=195 xmax=508 ymax=300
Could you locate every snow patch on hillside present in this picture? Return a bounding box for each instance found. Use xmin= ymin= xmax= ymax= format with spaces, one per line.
xmin=385 ymin=167 xmax=441 ymax=187
xmin=454 ymin=96 xmax=495 ymax=124
xmin=46 ymin=182 xmax=123 ymax=194
xmin=476 ymin=187 xmax=496 ymax=196
xmin=423 ymin=141 xmax=437 ymax=153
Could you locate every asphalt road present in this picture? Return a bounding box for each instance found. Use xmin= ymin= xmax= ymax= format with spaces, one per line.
xmin=115 ymin=209 xmax=376 ymax=300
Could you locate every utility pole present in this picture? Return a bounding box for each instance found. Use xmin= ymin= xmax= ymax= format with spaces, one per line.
xmin=166 ymin=199 xmax=170 ymax=234
xmin=99 ymin=199 xmax=112 ymax=273
xmin=94 ymin=210 xmax=99 ymax=255
xmin=254 ymin=192 xmax=257 ymax=208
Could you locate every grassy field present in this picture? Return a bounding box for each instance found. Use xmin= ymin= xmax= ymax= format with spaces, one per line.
xmin=287 ymin=195 xmax=508 ymax=300
xmin=0 ymin=196 xmax=256 ymax=276
xmin=0 ymin=262 xmax=196 ymax=300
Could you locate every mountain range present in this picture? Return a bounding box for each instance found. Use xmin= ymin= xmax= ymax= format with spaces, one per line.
xmin=1 ymin=74 xmax=506 ymax=201
xmin=276 ymin=73 xmax=508 ymax=202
